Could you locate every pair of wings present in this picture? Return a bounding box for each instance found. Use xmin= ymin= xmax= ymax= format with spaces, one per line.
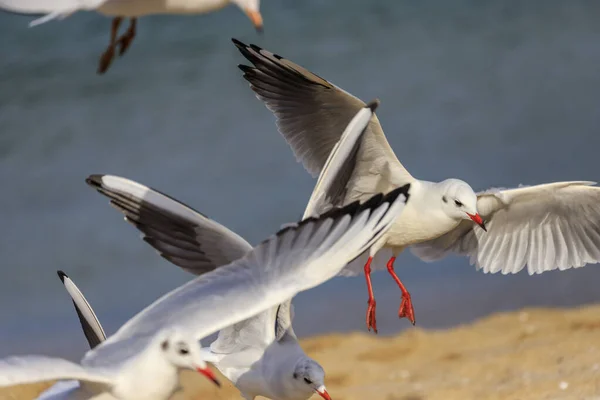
xmin=233 ymin=39 xmax=600 ymax=276
xmin=79 ymin=104 xmax=410 ymax=368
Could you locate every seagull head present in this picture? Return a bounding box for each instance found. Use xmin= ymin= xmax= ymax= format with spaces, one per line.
xmin=292 ymin=358 xmax=331 ymax=400
xmin=439 ymin=179 xmax=486 ymax=232
xmin=158 ymin=330 xmax=221 ymax=387
xmin=231 ymin=0 xmax=263 ymax=33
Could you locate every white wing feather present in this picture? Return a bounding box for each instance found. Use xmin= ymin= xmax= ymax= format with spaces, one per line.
xmin=82 ymin=187 xmax=409 ymax=368
xmin=412 ymin=181 xmax=600 ymax=274
xmin=59 ymin=271 xmax=106 ymax=349
xmin=0 ymin=356 xmax=112 ymax=387
xmin=0 ymin=0 xmax=105 ymax=25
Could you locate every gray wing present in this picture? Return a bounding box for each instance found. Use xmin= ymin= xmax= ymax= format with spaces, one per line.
xmin=412 ymin=181 xmax=600 ymax=274
xmin=57 ymin=271 xmax=106 ymax=349
xmin=82 ymin=186 xmax=410 ymax=368
xmin=233 ymin=39 xmax=414 ymax=207
xmin=86 ymin=174 xmax=253 ymax=275
xmin=302 ymin=100 xmax=379 ymax=218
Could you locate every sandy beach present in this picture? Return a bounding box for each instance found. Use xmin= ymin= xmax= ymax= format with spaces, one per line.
xmin=4 ymin=304 xmax=600 ymax=400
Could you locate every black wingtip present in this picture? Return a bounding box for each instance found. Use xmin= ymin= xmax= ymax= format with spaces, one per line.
xmin=86 ymin=174 xmax=104 ymax=188
xmin=238 ymin=64 xmax=253 ymax=73
xmin=57 ymin=270 xmax=68 ymax=282
xmin=366 ymin=99 xmax=380 ymax=112
xmin=231 ymin=38 xmax=245 ymax=48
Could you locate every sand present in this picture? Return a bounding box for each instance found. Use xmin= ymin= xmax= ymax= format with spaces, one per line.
xmin=3 ymin=304 xmax=600 ymax=400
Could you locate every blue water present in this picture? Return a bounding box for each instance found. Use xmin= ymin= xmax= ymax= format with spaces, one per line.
xmin=1 ymin=0 xmax=600 ymax=360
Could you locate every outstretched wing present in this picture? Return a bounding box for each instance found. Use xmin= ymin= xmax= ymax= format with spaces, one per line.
xmin=83 ymin=186 xmax=410 ymax=368
xmin=57 ymin=271 xmax=106 ymax=349
xmin=233 ymin=39 xmax=414 ymax=207
xmin=86 ymin=174 xmax=253 ymax=275
xmin=0 ymin=356 xmax=112 ymax=388
xmin=412 ymin=181 xmax=600 ymax=275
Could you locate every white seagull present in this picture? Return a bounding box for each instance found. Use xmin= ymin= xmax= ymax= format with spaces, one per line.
xmin=0 ymin=328 xmax=219 ymax=400
xmin=232 ymin=38 xmax=600 ymax=333
xmin=0 ymin=181 xmax=408 ymax=399
xmin=0 ymin=0 xmax=263 ymax=74
xmin=83 ymin=104 xmax=383 ymax=400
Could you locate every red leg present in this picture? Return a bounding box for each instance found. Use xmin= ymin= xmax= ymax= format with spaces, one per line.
xmin=386 ymin=256 xmax=416 ymax=325
xmin=364 ymin=256 xmax=378 ymax=334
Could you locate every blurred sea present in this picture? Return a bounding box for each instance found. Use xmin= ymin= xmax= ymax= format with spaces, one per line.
xmin=1 ymin=0 xmax=600 ymax=360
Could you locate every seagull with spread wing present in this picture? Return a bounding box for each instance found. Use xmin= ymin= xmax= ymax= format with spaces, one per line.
xmin=83 ymin=103 xmax=387 ymax=399
xmin=231 ymin=38 xmax=600 ymax=334
xmin=0 ymin=181 xmax=408 ymax=399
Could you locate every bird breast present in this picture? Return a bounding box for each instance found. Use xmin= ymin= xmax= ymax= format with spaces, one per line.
xmin=384 ymin=200 xmax=461 ymax=248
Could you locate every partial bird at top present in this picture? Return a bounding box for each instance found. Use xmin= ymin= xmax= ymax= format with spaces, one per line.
xmin=0 ymin=0 xmax=263 ymax=74
xmin=232 ymin=38 xmax=600 ymax=333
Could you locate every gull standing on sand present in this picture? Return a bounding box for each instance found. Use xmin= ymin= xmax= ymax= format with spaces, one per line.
xmin=232 ymin=38 xmax=600 ymax=333
xmin=83 ymin=104 xmax=382 ymax=400
xmin=0 ymin=181 xmax=408 ymax=399
xmin=0 ymin=0 xmax=263 ymax=74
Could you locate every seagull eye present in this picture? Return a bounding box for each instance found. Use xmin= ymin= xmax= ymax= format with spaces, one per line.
xmin=176 ymin=342 xmax=189 ymax=355
xmin=303 ymin=378 xmax=312 ymax=384
xmin=454 ymin=199 xmax=463 ymax=207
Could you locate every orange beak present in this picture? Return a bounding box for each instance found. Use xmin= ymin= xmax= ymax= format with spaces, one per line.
xmin=245 ymin=8 xmax=263 ymax=33
xmin=197 ymin=366 xmax=221 ymax=387
xmin=316 ymin=386 xmax=332 ymax=400
xmin=467 ymin=213 xmax=487 ymax=232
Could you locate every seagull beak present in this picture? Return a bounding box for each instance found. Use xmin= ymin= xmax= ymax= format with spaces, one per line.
xmin=316 ymin=385 xmax=332 ymax=400
xmin=467 ymin=213 xmax=487 ymax=232
xmin=196 ymin=366 xmax=221 ymax=387
xmin=245 ymin=8 xmax=263 ymax=33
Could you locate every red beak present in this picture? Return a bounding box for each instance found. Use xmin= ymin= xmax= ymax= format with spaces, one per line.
xmin=197 ymin=366 xmax=221 ymax=387
xmin=316 ymin=387 xmax=332 ymax=400
xmin=467 ymin=213 xmax=487 ymax=232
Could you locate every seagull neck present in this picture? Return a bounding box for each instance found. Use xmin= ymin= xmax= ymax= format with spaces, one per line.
xmin=113 ymin=348 xmax=179 ymax=400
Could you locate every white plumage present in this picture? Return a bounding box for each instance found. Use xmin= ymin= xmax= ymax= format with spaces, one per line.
xmin=233 ymin=38 xmax=600 ymax=332
xmin=82 ymin=103 xmax=391 ymax=400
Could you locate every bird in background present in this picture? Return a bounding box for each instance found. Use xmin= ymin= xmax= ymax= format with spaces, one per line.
xmin=0 ymin=0 xmax=263 ymax=73
xmin=232 ymin=38 xmax=600 ymax=334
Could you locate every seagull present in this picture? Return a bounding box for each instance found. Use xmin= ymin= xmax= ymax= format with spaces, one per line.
xmin=56 ymin=222 xmax=329 ymax=400
xmin=74 ymin=184 xmax=408 ymax=397
xmin=0 ymin=328 xmax=219 ymax=400
xmin=0 ymin=0 xmax=263 ymax=74
xmin=83 ymin=104 xmax=383 ymax=400
xmin=0 ymin=180 xmax=408 ymax=399
xmin=232 ymin=38 xmax=600 ymax=334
